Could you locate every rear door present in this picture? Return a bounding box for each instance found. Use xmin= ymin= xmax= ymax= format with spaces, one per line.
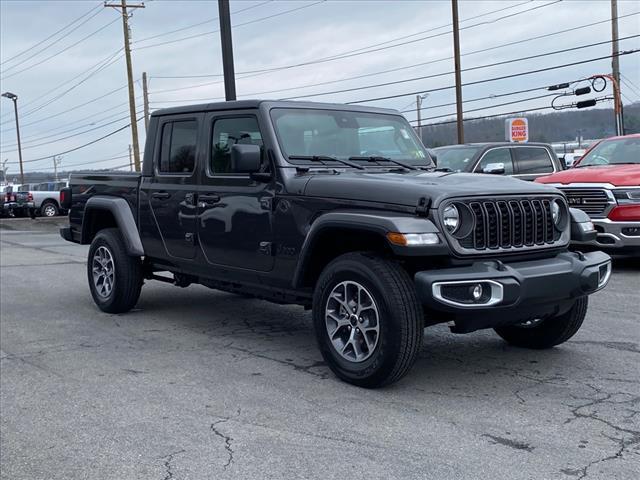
xmin=512 ymin=146 xmax=557 ymax=181
xmin=139 ymin=113 xmax=202 ymax=260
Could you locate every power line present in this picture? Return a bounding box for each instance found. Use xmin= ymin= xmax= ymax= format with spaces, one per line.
xmin=133 ymin=0 xmax=272 ymax=44
xmin=1 ymin=14 xmax=121 ymax=80
xmin=6 ymin=119 xmax=142 ymax=165
xmin=134 ymin=1 xmax=326 ymax=51
xmin=408 ymin=92 xmax=559 ymax=123
xmin=282 ymin=35 xmax=638 ymax=100
xmin=345 ymin=49 xmax=640 ymax=105
xmin=151 ymin=0 xmax=560 ymax=79
xmin=0 ymin=114 xmax=132 ymax=154
xmin=2 ymin=2 xmax=100 ymax=73
xmin=150 ymin=36 xmax=638 ymax=105
xmin=148 ymin=12 xmax=640 ymax=102
xmin=0 ymin=2 xmax=103 ymax=66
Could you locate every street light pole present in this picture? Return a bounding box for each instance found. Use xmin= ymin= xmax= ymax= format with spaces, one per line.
xmin=416 ymin=93 xmax=429 ymax=144
xmin=218 ymin=0 xmax=237 ymax=101
xmin=1 ymin=92 xmax=24 ymax=185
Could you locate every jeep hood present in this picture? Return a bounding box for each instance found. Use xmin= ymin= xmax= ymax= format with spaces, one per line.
xmin=536 ymin=164 xmax=640 ymax=187
xmin=303 ymin=171 xmax=558 ymax=207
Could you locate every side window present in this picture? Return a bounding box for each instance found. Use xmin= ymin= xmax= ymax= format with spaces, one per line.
xmin=477 ymin=148 xmax=514 ymax=174
xmin=211 ymin=117 xmax=263 ymax=174
xmin=514 ymin=147 xmax=553 ymax=174
xmin=159 ymin=120 xmax=198 ymax=174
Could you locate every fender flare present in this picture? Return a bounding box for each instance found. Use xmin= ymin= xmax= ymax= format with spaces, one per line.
xmin=82 ymin=196 xmax=144 ymax=256
xmin=291 ymin=210 xmax=440 ymax=288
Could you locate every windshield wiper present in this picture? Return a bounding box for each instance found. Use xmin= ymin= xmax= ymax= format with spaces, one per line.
xmin=288 ymin=155 xmax=365 ymax=170
xmin=348 ymin=155 xmax=427 ymax=171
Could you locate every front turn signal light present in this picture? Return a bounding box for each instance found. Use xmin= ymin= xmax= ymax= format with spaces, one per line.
xmin=386 ymin=232 xmax=440 ymax=246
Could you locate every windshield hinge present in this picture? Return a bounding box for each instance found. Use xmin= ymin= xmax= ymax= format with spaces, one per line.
xmin=415 ymin=197 xmax=431 ymax=217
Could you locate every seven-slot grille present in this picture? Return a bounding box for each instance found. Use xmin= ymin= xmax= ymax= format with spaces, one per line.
xmin=557 ymin=188 xmax=611 ymax=217
xmin=457 ymin=198 xmax=561 ymax=251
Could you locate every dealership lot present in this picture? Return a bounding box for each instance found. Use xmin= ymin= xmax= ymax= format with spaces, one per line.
xmin=1 ymin=218 xmax=638 ymax=480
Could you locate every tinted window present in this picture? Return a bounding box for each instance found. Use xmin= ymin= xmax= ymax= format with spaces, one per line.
xmin=477 ymin=148 xmax=514 ymax=174
xmin=159 ymin=120 xmax=197 ymax=173
xmin=211 ymin=117 xmax=263 ymax=174
xmin=432 ymin=146 xmax=480 ymax=172
xmin=514 ymin=147 xmax=553 ymax=174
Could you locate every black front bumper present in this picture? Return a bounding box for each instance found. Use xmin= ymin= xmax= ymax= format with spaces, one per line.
xmin=415 ymin=251 xmax=611 ymax=332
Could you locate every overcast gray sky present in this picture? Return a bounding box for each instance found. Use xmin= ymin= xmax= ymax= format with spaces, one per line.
xmin=1 ymin=0 xmax=639 ymax=175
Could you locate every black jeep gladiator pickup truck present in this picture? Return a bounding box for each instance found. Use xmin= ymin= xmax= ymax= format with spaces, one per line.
xmin=60 ymin=100 xmax=612 ymax=387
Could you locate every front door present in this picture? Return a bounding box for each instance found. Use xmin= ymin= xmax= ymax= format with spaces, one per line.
xmin=196 ymin=112 xmax=275 ymax=272
xmin=139 ymin=114 xmax=202 ymax=260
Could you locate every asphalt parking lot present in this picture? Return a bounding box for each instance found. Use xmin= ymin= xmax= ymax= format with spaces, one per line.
xmin=1 ymin=217 xmax=639 ymax=480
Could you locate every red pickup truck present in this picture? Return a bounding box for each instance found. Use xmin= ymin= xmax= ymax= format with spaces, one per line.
xmin=536 ymin=134 xmax=640 ymax=253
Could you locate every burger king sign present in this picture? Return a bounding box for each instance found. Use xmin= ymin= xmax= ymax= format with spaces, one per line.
xmin=505 ymin=117 xmax=529 ymax=143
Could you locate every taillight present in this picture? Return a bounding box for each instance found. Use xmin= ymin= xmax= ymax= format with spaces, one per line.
xmin=60 ymin=187 xmax=72 ymax=209
xmin=608 ymin=205 xmax=640 ymax=222
xmin=27 ymin=192 xmax=33 ymax=202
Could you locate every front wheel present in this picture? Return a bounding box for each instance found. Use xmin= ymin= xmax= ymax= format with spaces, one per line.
xmin=87 ymin=228 xmax=143 ymax=314
xmin=312 ymin=252 xmax=423 ymax=388
xmin=494 ymin=297 xmax=588 ymax=349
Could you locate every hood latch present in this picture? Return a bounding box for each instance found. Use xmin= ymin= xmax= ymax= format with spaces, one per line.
xmin=415 ymin=197 xmax=431 ymax=217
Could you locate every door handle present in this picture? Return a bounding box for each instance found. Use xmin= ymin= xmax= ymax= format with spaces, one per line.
xmin=198 ymin=194 xmax=220 ymax=207
xmin=151 ymin=192 xmax=170 ymax=199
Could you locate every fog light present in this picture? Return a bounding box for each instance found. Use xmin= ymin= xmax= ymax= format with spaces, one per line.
xmin=470 ymin=284 xmax=483 ymax=301
xmin=597 ymin=261 xmax=612 ymax=289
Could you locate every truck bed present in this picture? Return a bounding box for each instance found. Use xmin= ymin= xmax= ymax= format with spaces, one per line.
xmin=68 ymin=172 xmax=142 ymax=235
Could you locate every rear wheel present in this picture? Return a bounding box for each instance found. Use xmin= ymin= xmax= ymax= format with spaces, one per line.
xmin=313 ymin=252 xmax=423 ymax=388
xmin=40 ymin=201 xmax=58 ymax=217
xmin=87 ymin=228 xmax=143 ymax=313
xmin=494 ymin=297 xmax=588 ymax=349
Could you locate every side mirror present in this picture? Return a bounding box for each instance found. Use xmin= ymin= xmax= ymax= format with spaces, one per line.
xmin=231 ymin=144 xmax=261 ymax=173
xmin=482 ymin=162 xmax=506 ymax=175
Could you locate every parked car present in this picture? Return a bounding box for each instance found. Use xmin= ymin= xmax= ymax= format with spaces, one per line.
xmin=60 ymin=100 xmax=610 ymax=387
xmin=11 ymin=185 xmax=35 ymax=217
xmin=536 ymin=134 xmax=639 ymax=254
xmin=30 ymin=180 xmax=68 ymax=217
xmin=431 ymin=142 xmax=564 ymax=180
xmin=1 ymin=185 xmax=11 ymax=217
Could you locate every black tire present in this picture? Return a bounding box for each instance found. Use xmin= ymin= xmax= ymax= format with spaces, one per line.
xmin=312 ymin=252 xmax=423 ymax=388
xmin=494 ymin=297 xmax=588 ymax=349
xmin=87 ymin=228 xmax=143 ymax=314
xmin=40 ymin=201 xmax=59 ymax=217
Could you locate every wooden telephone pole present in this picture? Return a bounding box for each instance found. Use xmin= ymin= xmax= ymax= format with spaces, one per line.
xmin=105 ymin=0 xmax=144 ymax=171
xmin=218 ymin=0 xmax=237 ymax=101
xmin=610 ymin=0 xmax=623 ymax=135
xmin=451 ymin=0 xmax=464 ymax=144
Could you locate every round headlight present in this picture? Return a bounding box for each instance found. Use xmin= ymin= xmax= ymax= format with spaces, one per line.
xmin=551 ymin=199 xmax=561 ymax=226
xmin=443 ymin=204 xmax=460 ymax=233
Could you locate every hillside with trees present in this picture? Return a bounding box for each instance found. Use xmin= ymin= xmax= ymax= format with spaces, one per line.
xmin=420 ymin=102 xmax=640 ymax=147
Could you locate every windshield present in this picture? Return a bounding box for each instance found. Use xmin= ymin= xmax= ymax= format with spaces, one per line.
xmin=270 ymin=108 xmax=433 ymax=167
xmin=432 ymin=146 xmax=481 ymax=172
xmin=578 ymin=137 xmax=640 ymax=167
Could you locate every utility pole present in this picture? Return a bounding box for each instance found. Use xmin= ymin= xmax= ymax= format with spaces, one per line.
xmin=52 ymin=156 xmax=62 ymax=181
xmin=451 ymin=0 xmax=464 ymax=144
xmin=416 ymin=94 xmax=428 ymax=144
xmin=128 ymin=144 xmax=133 ymax=171
xmin=218 ymin=0 xmax=236 ymax=101
xmin=1 ymin=92 xmax=24 ymax=185
xmin=2 ymin=159 xmax=8 ymax=184
xmin=105 ymin=0 xmax=144 ymax=171
xmin=610 ymin=0 xmax=623 ymax=135
xmin=142 ymin=71 xmax=150 ymax=132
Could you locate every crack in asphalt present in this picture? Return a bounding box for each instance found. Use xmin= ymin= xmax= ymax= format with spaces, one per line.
xmin=482 ymin=434 xmax=534 ymax=452
xmin=561 ymin=384 xmax=640 ymax=479
xmin=224 ymin=343 xmax=328 ymax=379
xmin=210 ymin=417 xmax=235 ymax=470
xmin=570 ymin=340 xmax=640 ymax=354
xmin=160 ymin=449 xmax=185 ymax=480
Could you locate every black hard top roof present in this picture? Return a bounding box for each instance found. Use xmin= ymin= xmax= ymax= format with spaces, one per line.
xmin=151 ymin=99 xmax=400 ymax=117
